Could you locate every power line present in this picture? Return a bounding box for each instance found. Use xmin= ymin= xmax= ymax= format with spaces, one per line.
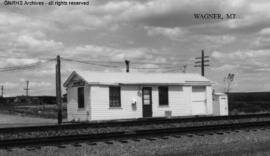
xmin=61 ymin=57 xmax=193 ymax=70
xmin=61 ymin=57 xmax=193 ymax=65
xmin=131 ymin=66 xmax=183 ymax=70
xmin=65 ymin=56 xmax=192 ymax=64
xmin=0 ymin=58 xmax=55 ymax=72
xmin=61 ymin=58 xmax=122 ymax=68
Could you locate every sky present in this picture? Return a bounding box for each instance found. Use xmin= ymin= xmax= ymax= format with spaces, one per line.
xmin=1 ymin=0 xmax=270 ymax=96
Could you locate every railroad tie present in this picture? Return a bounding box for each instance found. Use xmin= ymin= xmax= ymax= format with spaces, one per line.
xmin=196 ymin=133 xmax=205 ymax=136
xmin=172 ymin=135 xmax=181 ymax=138
xmin=26 ymin=147 xmax=36 ymax=151
xmin=216 ymin=132 xmax=224 ymax=135
xmin=187 ymin=134 xmax=193 ymax=137
xmin=145 ymin=138 xmax=156 ymax=141
xmin=118 ymin=140 xmax=128 ymax=143
xmin=57 ymin=145 xmax=66 ymax=148
xmin=4 ymin=148 xmax=12 ymax=152
xmin=87 ymin=142 xmax=97 ymax=146
xmin=72 ymin=143 xmax=82 ymax=147
xmin=104 ymin=141 xmax=114 ymax=144
xmin=132 ymin=139 xmax=141 ymax=142
xmin=158 ymin=136 xmax=169 ymax=139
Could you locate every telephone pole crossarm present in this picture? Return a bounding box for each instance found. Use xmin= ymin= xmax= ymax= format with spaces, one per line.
xmin=194 ymin=49 xmax=210 ymax=76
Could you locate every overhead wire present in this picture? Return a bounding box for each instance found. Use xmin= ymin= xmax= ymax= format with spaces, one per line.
xmin=0 ymin=56 xmax=197 ymax=72
xmin=0 ymin=58 xmax=55 ymax=72
xmin=61 ymin=57 xmax=193 ymax=71
xmin=61 ymin=58 xmax=122 ymax=68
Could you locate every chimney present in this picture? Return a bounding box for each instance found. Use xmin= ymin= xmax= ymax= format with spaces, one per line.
xmin=125 ymin=60 xmax=130 ymax=73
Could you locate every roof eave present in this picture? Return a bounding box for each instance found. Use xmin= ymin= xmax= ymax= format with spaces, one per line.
xmin=63 ymin=71 xmax=88 ymax=87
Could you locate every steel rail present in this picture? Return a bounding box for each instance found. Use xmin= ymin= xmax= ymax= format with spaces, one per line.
xmin=1 ymin=120 xmax=270 ymax=149
xmin=0 ymin=113 xmax=270 ymax=134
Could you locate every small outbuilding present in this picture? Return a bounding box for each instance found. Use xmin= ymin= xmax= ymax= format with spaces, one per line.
xmin=63 ymin=71 xmax=213 ymax=121
xmin=213 ymin=93 xmax=228 ymax=116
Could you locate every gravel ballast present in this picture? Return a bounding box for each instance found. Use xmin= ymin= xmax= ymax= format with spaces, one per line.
xmin=2 ymin=127 xmax=270 ymax=155
xmin=1 ymin=117 xmax=270 ymax=140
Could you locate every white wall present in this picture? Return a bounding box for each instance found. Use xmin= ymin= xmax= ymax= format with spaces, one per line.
xmin=152 ymin=86 xmax=190 ymax=117
xmin=206 ymin=86 xmax=213 ymax=115
xmin=67 ymin=85 xmax=90 ymax=121
xmin=90 ymin=85 xmax=142 ymax=120
xmin=213 ymin=94 xmax=228 ymax=116
xmin=67 ymin=84 xmax=213 ymax=121
xmin=90 ymin=85 xmax=206 ymax=120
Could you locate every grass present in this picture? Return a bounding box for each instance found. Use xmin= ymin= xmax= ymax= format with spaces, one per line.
xmin=228 ymin=92 xmax=270 ymax=115
xmin=229 ymin=101 xmax=270 ymax=115
xmin=0 ymin=103 xmax=67 ymax=119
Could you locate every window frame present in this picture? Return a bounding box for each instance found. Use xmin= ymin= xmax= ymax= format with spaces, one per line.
xmin=109 ymin=86 xmax=121 ymax=108
xmin=77 ymin=87 xmax=85 ymax=109
xmin=158 ymin=86 xmax=169 ymax=106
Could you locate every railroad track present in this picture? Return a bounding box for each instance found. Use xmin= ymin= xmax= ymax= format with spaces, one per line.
xmin=0 ymin=113 xmax=270 ymax=134
xmin=1 ymin=119 xmax=270 ymax=149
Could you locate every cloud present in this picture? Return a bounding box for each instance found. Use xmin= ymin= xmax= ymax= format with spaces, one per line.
xmin=212 ymin=50 xmax=270 ymax=61
xmin=211 ymin=50 xmax=270 ymax=74
xmin=0 ymin=82 xmax=19 ymax=89
xmin=30 ymin=81 xmax=52 ymax=88
xmin=145 ymin=26 xmax=186 ymax=40
xmin=5 ymin=58 xmax=39 ymax=66
xmin=252 ymin=36 xmax=270 ymax=49
xmin=1 ymin=0 xmax=270 ymax=94
xmin=258 ymin=27 xmax=270 ymax=35
xmin=0 ymin=31 xmax=63 ymax=58
xmin=211 ymin=64 xmax=237 ymax=71
xmin=65 ymin=44 xmax=161 ymax=61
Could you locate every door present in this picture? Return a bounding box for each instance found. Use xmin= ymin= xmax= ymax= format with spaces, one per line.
xmin=191 ymin=86 xmax=207 ymax=115
xmin=220 ymin=96 xmax=228 ymax=115
xmin=142 ymin=87 xmax=152 ymax=117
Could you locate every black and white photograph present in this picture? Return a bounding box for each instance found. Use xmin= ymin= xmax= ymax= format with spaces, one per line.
xmin=0 ymin=0 xmax=270 ymax=155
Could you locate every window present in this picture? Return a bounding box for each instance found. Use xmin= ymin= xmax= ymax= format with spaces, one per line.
xmin=159 ymin=86 xmax=168 ymax=106
xmin=78 ymin=87 xmax=84 ymax=108
xmin=109 ymin=86 xmax=121 ymax=107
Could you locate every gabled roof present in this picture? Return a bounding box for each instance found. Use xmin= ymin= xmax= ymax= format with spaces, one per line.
xmin=63 ymin=71 xmax=211 ymax=87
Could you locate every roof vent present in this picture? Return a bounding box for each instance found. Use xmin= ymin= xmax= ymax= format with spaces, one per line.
xmin=125 ymin=60 xmax=130 ymax=73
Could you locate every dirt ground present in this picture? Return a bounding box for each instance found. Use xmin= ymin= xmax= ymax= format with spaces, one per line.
xmin=0 ymin=113 xmax=57 ymax=128
xmin=2 ymin=127 xmax=270 ymax=156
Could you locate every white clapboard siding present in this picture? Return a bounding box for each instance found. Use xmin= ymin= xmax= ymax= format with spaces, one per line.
xmin=191 ymin=86 xmax=207 ymax=115
xmin=206 ymin=86 xmax=213 ymax=115
xmin=152 ymin=86 xmax=190 ymax=117
xmin=90 ymin=85 xmax=196 ymax=120
xmin=90 ymin=85 xmax=142 ymax=120
xmin=67 ymin=85 xmax=90 ymax=121
xmin=64 ymin=71 xmax=213 ymax=121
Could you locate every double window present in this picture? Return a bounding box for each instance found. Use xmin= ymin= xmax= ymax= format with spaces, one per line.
xmin=159 ymin=86 xmax=168 ymax=106
xmin=78 ymin=87 xmax=85 ymax=108
xmin=109 ymin=86 xmax=121 ymax=108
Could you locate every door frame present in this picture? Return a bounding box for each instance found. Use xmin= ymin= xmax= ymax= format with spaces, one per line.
xmin=142 ymin=87 xmax=152 ymax=117
xmin=191 ymin=86 xmax=207 ymax=115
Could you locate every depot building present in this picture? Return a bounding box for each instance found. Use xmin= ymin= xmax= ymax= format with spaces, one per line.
xmin=63 ymin=71 xmax=214 ymax=121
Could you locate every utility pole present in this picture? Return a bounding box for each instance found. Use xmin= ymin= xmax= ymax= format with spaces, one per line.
xmin=56 ymin=55 xmax=62 ymax=124
xmin=194 ymin=49 xmax=210 ymax=76
xmin=24 ymin=80 xmax=30 ymax=97
xmin=1 ymin=85 xmax=3 ymax=97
